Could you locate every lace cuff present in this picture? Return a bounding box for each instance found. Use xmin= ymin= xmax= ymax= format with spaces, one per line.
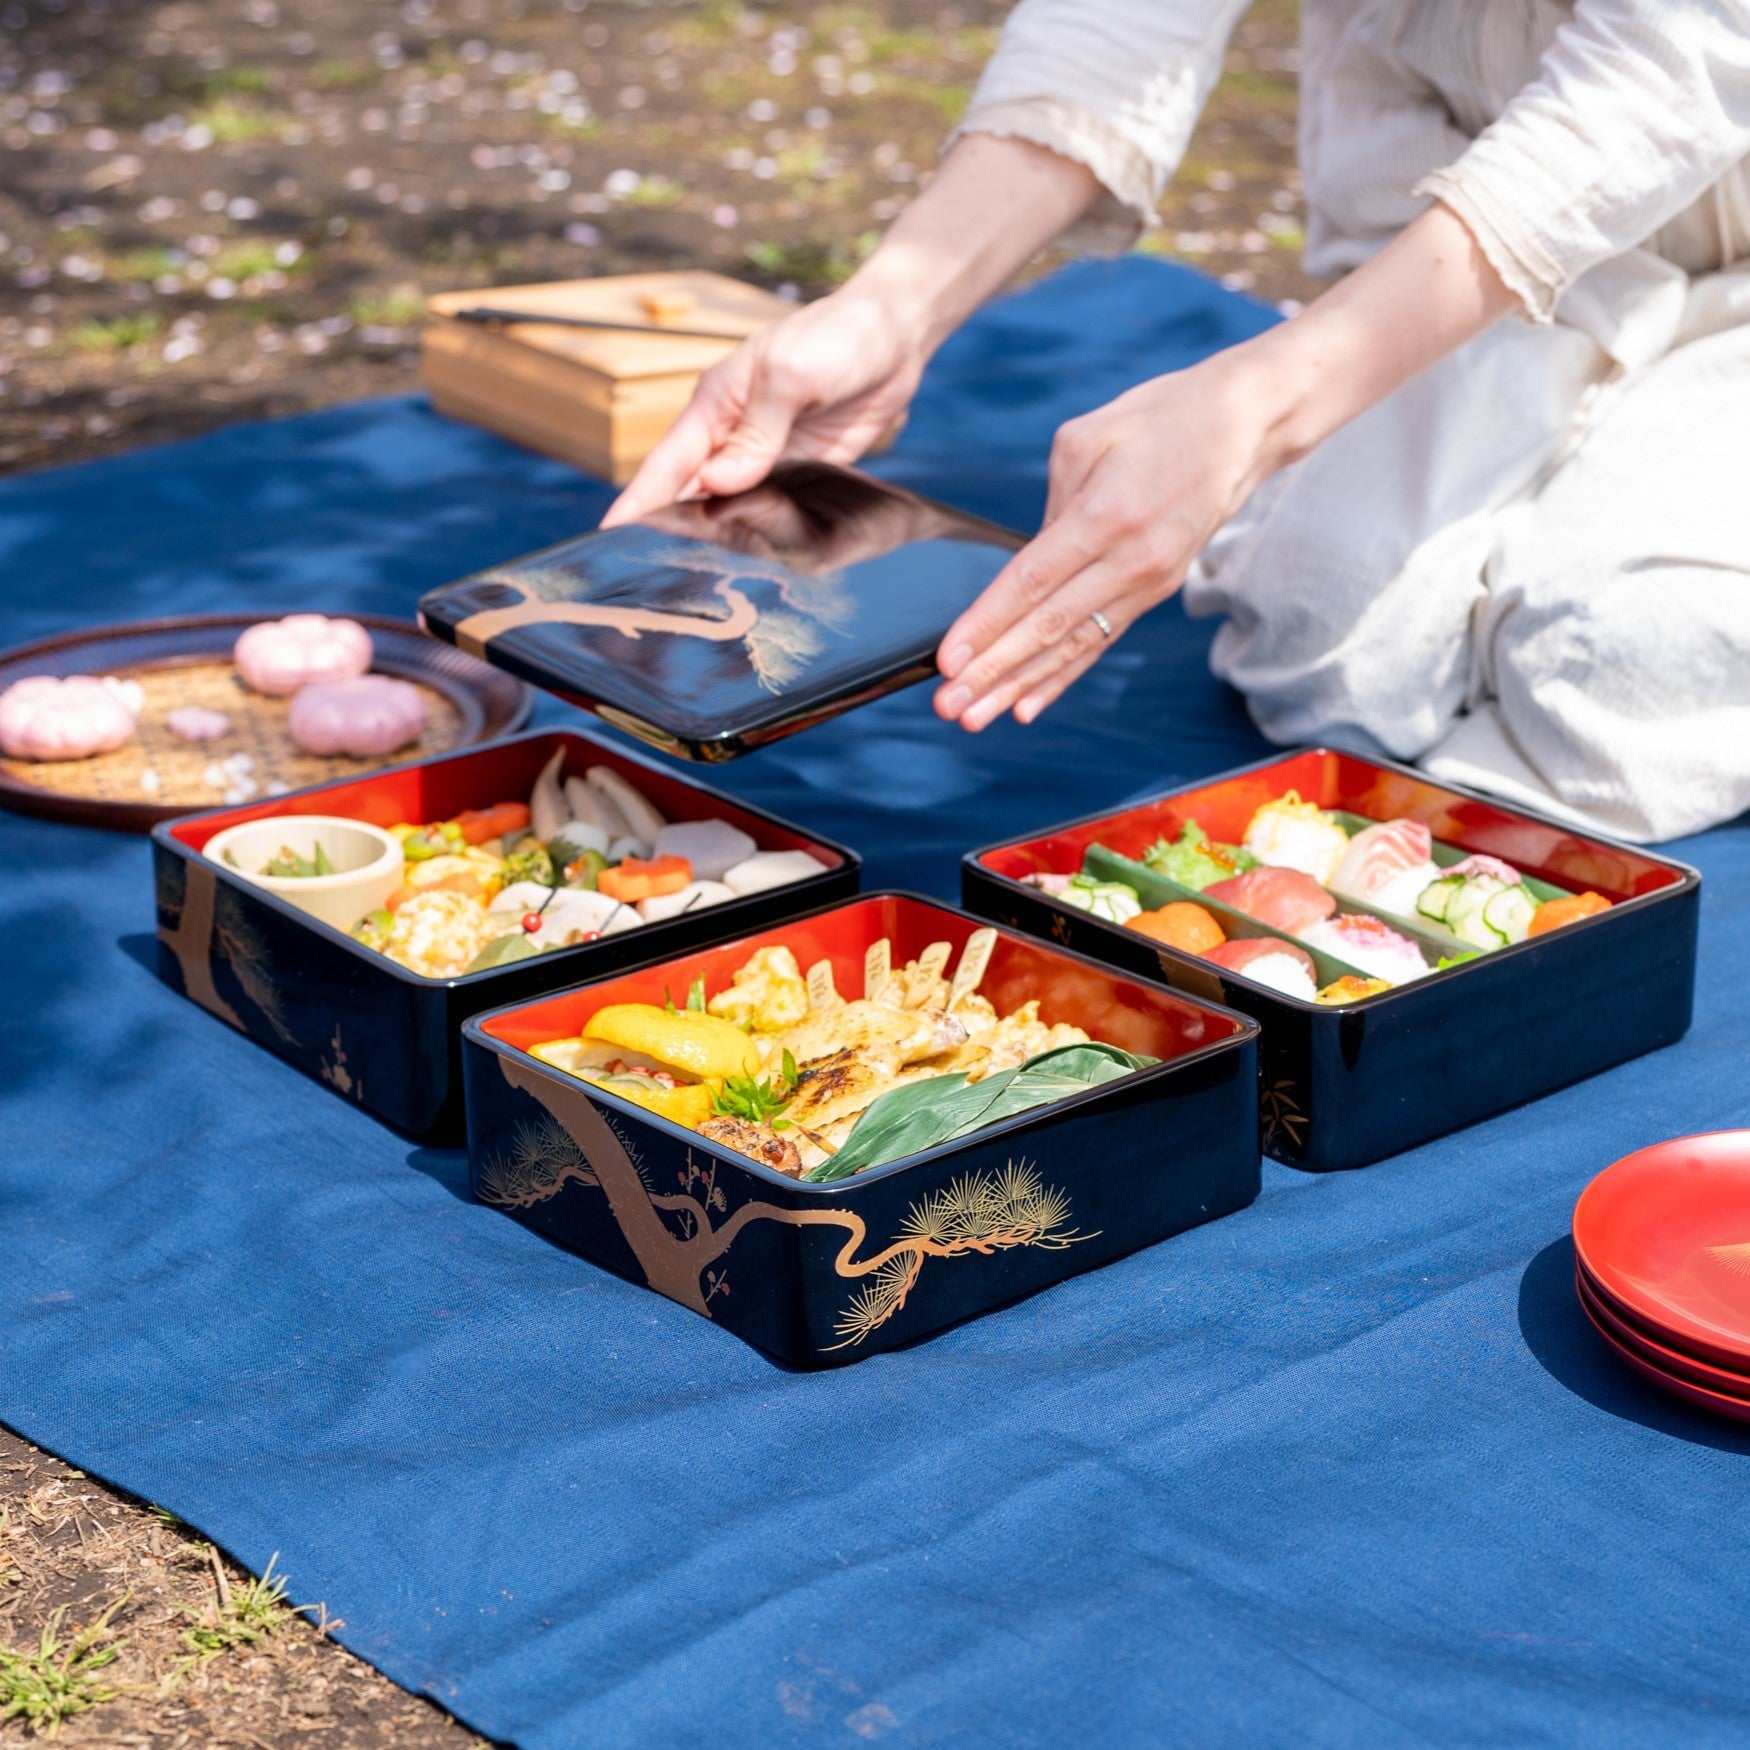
xmin=951 ymin=95 xmax=1157 ymax=256
xmin=1416 ymin=167 xmax=1565 ymax=324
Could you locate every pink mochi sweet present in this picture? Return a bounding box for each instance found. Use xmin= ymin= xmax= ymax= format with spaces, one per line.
xmin=0 ymin=674 xmax=138 ymax=761
xmin=234 ymin=614 xmax=373 ymax=697
xmin=288 ymin=675 xmax=427 ymax=758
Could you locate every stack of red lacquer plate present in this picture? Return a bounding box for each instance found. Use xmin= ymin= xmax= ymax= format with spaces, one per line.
xmin=1573 ymin=1132 xmax=1750 ymax=1423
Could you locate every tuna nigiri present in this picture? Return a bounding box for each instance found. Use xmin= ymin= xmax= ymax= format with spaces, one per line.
xmin=1205 ymin=866 xmax=1336 ymax=936
xmin=1330 ymin=818 xmax=1440 ymax=914
xmin=1202 ymin=936 xmax=1319 ymax=1001
xmin=1298 ymin=914 xmax=1430 ymax=984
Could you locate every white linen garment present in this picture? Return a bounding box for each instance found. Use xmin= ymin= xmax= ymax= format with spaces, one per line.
xmin=954 ymin=0 xmax=1750 ymax=840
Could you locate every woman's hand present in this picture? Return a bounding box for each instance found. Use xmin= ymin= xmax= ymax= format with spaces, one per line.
xmin=602 ymin=290 xmax=928 ymax=526
xmin=933 ymin=200 xmax=1516 ymax=731
xmin=604 ymin=134 xmax=1104 ymax=528
xmin=933 ymin=352 xmax=1287 ymax=730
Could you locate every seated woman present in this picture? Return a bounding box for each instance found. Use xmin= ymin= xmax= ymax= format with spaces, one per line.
xmin=610 ymin=0 xmax=1750 ymax=843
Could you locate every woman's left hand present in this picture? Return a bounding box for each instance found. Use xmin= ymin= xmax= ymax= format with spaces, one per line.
xmin=933 ymin=351 xmax=1288 ymax=731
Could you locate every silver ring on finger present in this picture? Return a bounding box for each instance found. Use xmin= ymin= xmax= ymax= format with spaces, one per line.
xmin=1089 ymin=610 xmax=1114 ymax=639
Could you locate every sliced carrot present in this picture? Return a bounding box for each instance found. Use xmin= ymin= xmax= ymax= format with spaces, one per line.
xmin=451 ymin=801 xmax=530 ymax=845
xmin=387 ymin=870 xmax=482 ymax=910
xmin=597 ymin=855 xmax=692 ymax=903
xmin=1527 ymin=890 xmax=1611 ymax=936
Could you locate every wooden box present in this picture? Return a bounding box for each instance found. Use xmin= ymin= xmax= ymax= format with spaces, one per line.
xmin=421 ymin=272 xmax=792 ymax=483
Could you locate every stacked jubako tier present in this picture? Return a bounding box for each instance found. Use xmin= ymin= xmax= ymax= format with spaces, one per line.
xmin=151 ymin=728 xmax=858 ymax=1140
xmin=963 ymin=748 xmax=1699 ymax=1171
xmin=462 ymin=894 xmax=1261 ymax=1367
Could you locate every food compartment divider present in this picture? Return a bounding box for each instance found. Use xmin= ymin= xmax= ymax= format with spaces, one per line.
xmin=462 ymin=891 xmax=1262 ymax=1365
xmin=152 ymin=726 xmax=859 ymax=1140
xmin=963 ymin=747 xmax=1698 ymax=1170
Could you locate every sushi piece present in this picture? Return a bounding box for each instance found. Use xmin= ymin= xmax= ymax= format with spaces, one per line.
xmin=1057 ymin=875 xmax=1143 ymax=925
xmin=1128 ymin=901 xmax=1226 ymax=954
xmin=1416 ymin=863 xmax=1538 ymax=948
xmin=1299 ymin=915 xmax=1430 ymax=984
xmin=1527 ymin=891 xmax=1612 ymax=936
xmin=1330 ymin=819 xmax=1440 ymax=911
xmin=1242 ymin=791 xmax=1351 ymax=885
xmin=1315 ymin=975 xmax=1392 ymax=1006
xmin=1202 ymin=936 xmax=1319 ymax=1001
xmin=1205 ymin=866 xmax=1336 ymax=936
xmin=1141 ymin=820 xmax=1255 ymax=891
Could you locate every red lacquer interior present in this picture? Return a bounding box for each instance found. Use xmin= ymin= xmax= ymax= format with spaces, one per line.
xmin=480 ymin=893 xmax=1243 ymax=1065
xmin=168 ymin=730 xmax=844 ymax=866
xmin=977 ymin=748 xmax=1682 ymax=903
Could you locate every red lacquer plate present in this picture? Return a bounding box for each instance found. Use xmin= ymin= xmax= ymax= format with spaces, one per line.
xmin=1574 ymin=1267 xmax=1750 ymax=1398
xmin=1574 ymin=1285 xmax=1750 ymax=1426
xmin=1572 ymin=1132 xmax=1750 ymax=1371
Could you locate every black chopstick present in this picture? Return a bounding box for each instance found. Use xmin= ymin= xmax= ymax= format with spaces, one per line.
xmin=449 ymin=305 xmax=754 ymax=341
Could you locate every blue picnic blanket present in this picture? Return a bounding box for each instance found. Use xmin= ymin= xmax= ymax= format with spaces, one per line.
xmin=4 ymin=258 xmax=1749 ymax=1748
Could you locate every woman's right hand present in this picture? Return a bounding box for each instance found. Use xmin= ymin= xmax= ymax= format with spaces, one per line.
xmin=601 ymin=287 xmax=929 ymax=526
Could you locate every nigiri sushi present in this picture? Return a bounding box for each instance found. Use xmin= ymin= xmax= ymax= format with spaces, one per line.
xmin=1205 ymin=866 xmax=1336 ymax=936
xmin=1527 ymin=891 xmax=1611 ymax=936
xmin=1298 ymin=914 xmax=1430 ymax=984
xmin=1315 ymin=975 xmax=1392 ymax=1005
xmin=1202 ymin=936 xmax=1319 ymax=1001
xmin=1414 ymin=862 xmax=1537 ymax=948
xmin=1330 ymin=818 xmax=1441 ymax=916
xmin=1242 ymin=791 xmax=1350 ymax=885
xmin=1128 ymin=901 xmax=1226 ymax=954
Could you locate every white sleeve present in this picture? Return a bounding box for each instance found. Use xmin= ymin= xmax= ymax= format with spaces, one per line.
xmin=950 ymin=0 xmax=1251 ymax=255
xmin=1418 ymin=0 xmax=1750 ymax=321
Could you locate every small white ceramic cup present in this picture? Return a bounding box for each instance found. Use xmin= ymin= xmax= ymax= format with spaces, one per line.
xmin=202 ymin=814 xmax=402 ymax=933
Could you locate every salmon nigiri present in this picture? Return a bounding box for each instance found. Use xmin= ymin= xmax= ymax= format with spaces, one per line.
xmin=1330 ymin=818 xmax=1438 ymax=910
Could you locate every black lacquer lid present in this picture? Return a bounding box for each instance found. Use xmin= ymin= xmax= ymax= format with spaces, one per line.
xmin=416 ymin=462 xmax=1024 ymax=761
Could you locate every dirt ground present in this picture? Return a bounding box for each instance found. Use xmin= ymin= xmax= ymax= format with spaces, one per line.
xmin=0 ymin=1 xmax=1309 ymax=1741
xmin=0 ymin=0 xmax=1315 ymax=477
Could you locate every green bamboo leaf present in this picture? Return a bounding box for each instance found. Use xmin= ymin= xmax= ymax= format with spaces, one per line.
xmin=805 ymin=1043 xmax=1156 ymax=1181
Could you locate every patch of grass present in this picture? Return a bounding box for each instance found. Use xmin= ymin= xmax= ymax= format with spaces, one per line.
xmin=1212 ymin=68 xmax=1298 ymax=112
xmin=871 ymin=70 xmax=971 ymax=124
xmin=311 ymin=59 xmax=375 ymax=90
xmin=72 ymin=314 xmax=163 ymax=352
xmin=105 ymin=246 xmax=183 ymax=283
xmin=210 ymin=241 xmax=303 ymax=281
xmin=618 ymin=174 xmax=684 ymax=209
xmin=179 ymin=1551 xmax=304 ymax=1657
xmin=348 ymin=289 xmax=425 ymax=326
xmin=0 ymin=1597 xmax=128 ymax=1737
xmin=538 ymin=111 xmax=603 ymax=141
xmin=190 ymin=97 xmax=297 ymax=143
xmin=744 ymin=230 xmax=877 ymax=288
xmin=202 ymin=65 xmax=275 ymax=95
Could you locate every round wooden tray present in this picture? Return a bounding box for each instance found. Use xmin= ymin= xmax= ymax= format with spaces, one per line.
xmin=0 ymin=613 xmax=533 ymax=832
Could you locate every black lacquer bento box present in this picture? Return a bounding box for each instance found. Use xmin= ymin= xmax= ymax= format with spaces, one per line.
xmin=151 ymin=728 xmax=857 ymax=1139
xmin=964 ymin=747 xmax=1700 ymax=1172
xmin=461 ymin=893 xmax=1261 ymax=1366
